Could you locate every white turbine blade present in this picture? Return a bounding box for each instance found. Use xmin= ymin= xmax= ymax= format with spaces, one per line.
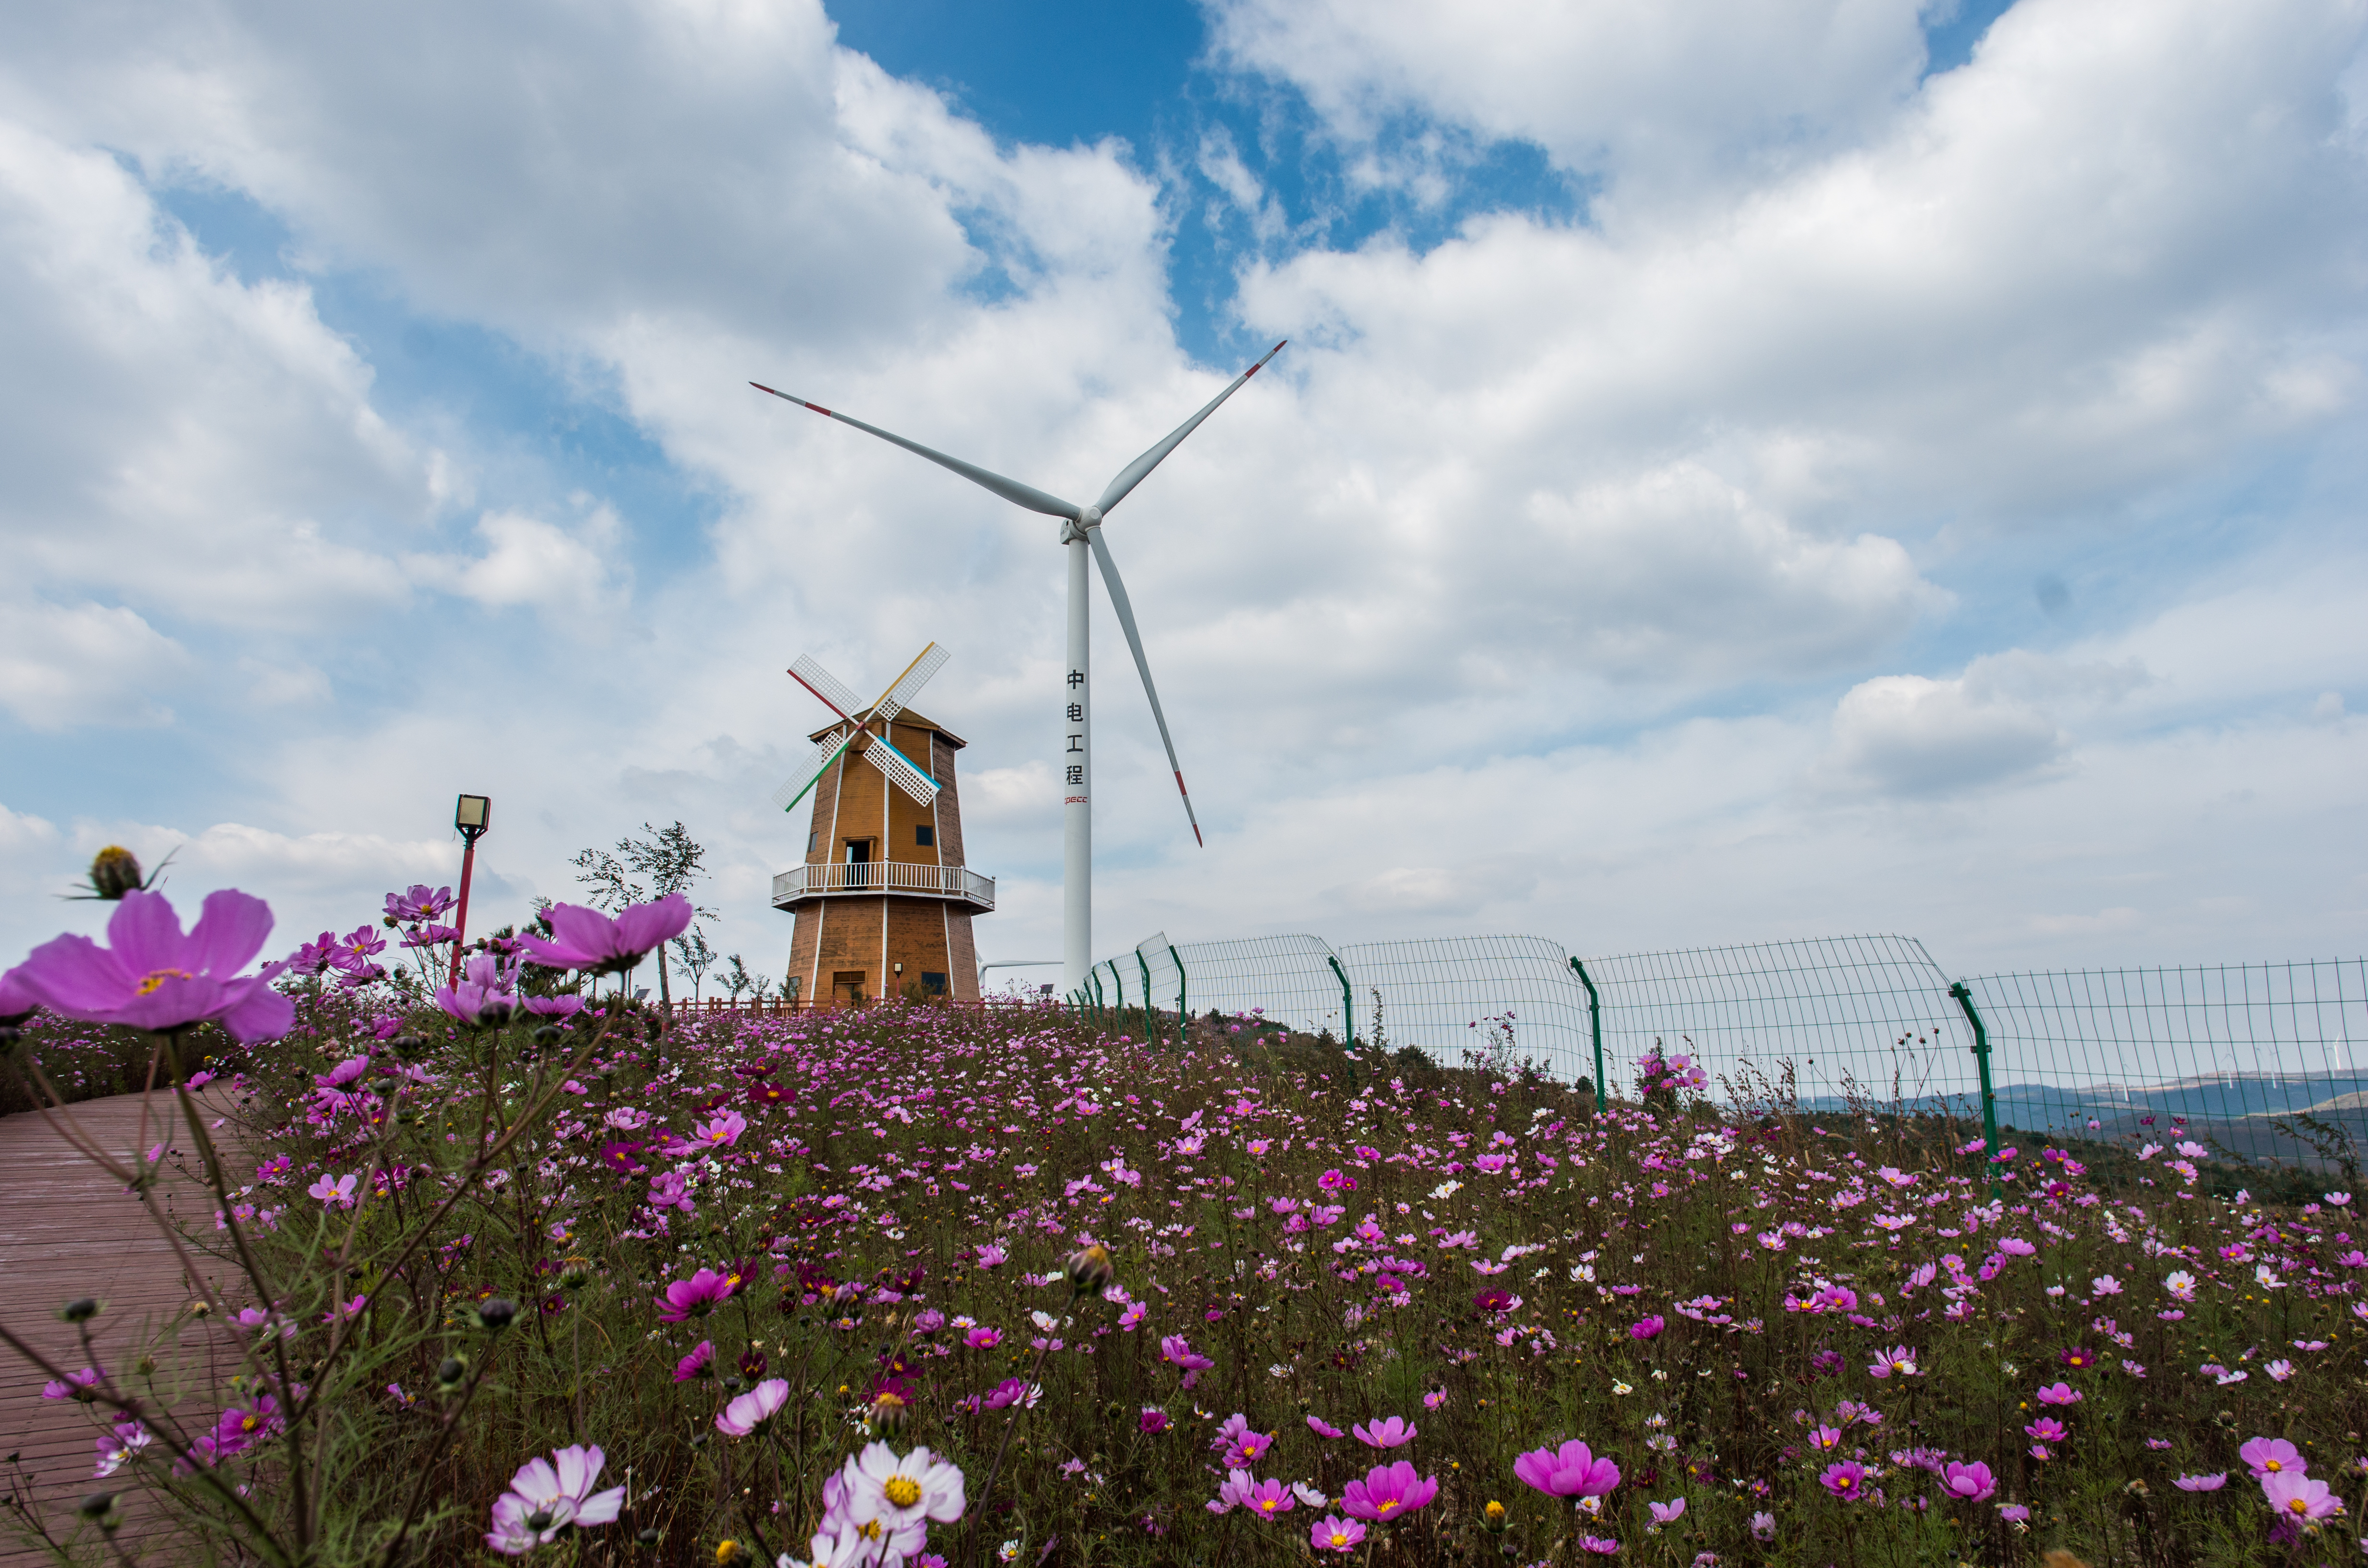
xmin=751 ymin=383 xmax=1082 ymax=521
xmin=1091 ymin=341 xmax=1286 ymax=516
xmin=1087 ymin=529 xmax=1204 ymax=847
xmin=789 ymin=655 xmax=864 ymax=722
xmin=862 ymin=735 xmax=941 ymax=806
xmin=771 ymin=732 xmax=851 ymax=812
xmin=867 ymin=642 xmax=951 ymax=726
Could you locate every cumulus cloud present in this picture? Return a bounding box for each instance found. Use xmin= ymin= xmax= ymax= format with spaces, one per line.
xmin=0 ymin=600 xmax=189 ymax=728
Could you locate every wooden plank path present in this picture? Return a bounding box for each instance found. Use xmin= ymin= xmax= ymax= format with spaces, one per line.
xmin=0 ymin=1090 xmax=239 ymax=1563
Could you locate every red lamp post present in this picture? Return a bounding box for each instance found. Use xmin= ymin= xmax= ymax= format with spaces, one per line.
xmin=448 ymin=794 xmax=492 ymax=988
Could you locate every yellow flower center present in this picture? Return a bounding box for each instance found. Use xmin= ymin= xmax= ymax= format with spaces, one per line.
xmin=136 ymin=968 xmax=194 ymax=995
xmin=1377 ymin=1500 xmax=1398 ymax=1515
xmin=2288 ymin=1498 xmax=2309 ymax=1515
xmin=2268 ymin=1460 xmax=2285 ymax=1472
xmin=1259 ymin=1498 xmax=1279 ymax=1512
xmin=884 ymin=1476 xmax=923 ymax=1508
xmin=858 ymin=1521 xmax=882 ymax=1541
xmin=1329 ymin=1533 xmax=1350 ymax=1547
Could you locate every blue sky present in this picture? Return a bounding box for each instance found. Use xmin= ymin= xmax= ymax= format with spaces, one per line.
xmin=0 ymin=0 xmax=2362 ymax=989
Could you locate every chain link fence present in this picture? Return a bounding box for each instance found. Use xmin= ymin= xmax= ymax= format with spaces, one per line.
xmin=1076 ymin=930 xmax=2368 ymax=1174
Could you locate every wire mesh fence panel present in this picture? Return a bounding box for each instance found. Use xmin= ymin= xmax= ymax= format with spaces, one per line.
xmin=1960 ymin=961 xmax=2368 ymax=1167
xmin=1147 ymin=934 xmax=1354 ymax=1039
xmin=1332 ymin=935 xmax=1594 ymax=1079
xmin=1136 ymin=933 xmax=1185 ymax=1015
xmin=1579 ymin=934 xmax=1980 ymax=1116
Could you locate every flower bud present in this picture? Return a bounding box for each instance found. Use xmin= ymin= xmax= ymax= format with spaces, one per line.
xmin=436 ymin=1355 xmax=468 ymax=1393
xmin=87 ymin=846 xmax=144 ymax=900
xmin=77 ymin=1491 xmax=121 ymax=1530
xmin=1482 ymin=1500 xmax=1509 ymax=1532
xmin=532 ymin=1025 xmax=563 ymax=1047
xmin=389 ymin=1035 xmax=425 ymax=1058
xmin=637 ymin=1527 xmax=663 ymax=1547
xmin=474 ymin=1298 xmax=517 ymax=1331
xmin=1063 ymin=1244 xmax=1115 ymax=1293
xmin=56 ymin=1297 xmax=103 ymax=1323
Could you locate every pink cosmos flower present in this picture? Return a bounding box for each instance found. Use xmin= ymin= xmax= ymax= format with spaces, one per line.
xmin=523 ymin=994 xmax=584 ymax=1019
xmin=11 ymin=889 xmax=293 ymax=1041
xmin=41 ymin=1367 xmax=102 ymax=1401
xmin=307 ymin=1172 xmax=359 ymax=1209
xmin=965 ymin=1326 xmax=1003 ymax=1350
xmin=1867 ymin=1346 xmax=1918 ymax=1379
xmin=517 ymin=894 xmax=695 ymax=975
xmin=1514 ymin=1440 xmax=1620 ymax=1498
xmin=1630 ymin=1315 xmax=1665 ymax=1341
xmin=1577 ymin=1536 xmax=1621 ymax=1555
xmin=654 ymin=1267 xmax=739 ymax=1322
xmin=1820 ymin=1462 xmax=1868 ymax=1500
xmin=1236 ymin=1475 xmax=1297 ymax=1518
xmin=673 ymin=1342 xmax=714 ymax=1383
xmin=1353 ymin=1417 xmax=1417 ymax=1449
xmin=1341 ymin=1460 xmax=1439 ymax=1522
xmin=0 ymin=964 xmax=40 ymax=1024
xmin=715 ymin=1378 xmax=789 ymax=1436
xmin=1309 ymin=1516 xmax=1366 ymax=1553
xmin=1160 ymin=1334 xmax=1214 ymax=1388
xmin=1140 ymin=1408 xmax=1171 ymax=1434
xmin=1648 ymin=1497 xmax=1687 ymax=1524
xmin=974 ymin=1243 xmax=1007 ymax=1268
xmin=2035 ymin=1382 xmax=2081 ymax=1406
xmin=93 ymin=1421 xmax=150 ymax=1479
xmin=484 ymin=1444 xmax=626 ymax=1556
xmin=1941 ymin=1461 xmax=1996 ymax=1501
xmin=691 ymin=1111 xmax=747 ymax=1149
xmin=435 ymin=951 xmax=519 ymax=1026
xmin=210 ymin=1395 xmax=282 ymax=1457
xmin=2240 ymin=1437 xmax=2306 ymax=1480
xmin=2173 ymin=1472 xmax=2227 ymax=1491
xmin=2023 ymin=1418 xmax=2068 ymax=1444
xmin=2262 ymin=1471 xmax=2340 ymax=1520
xmin=1308 ymin=1416 xmax=1345 ymax=1439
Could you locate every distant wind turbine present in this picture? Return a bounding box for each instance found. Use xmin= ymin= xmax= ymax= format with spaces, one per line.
xmin=752 ymin=343 xmax=1286 ymax=992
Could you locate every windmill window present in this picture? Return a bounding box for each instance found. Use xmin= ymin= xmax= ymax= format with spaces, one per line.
xmin=807 ymin=830 xmax=818 ymax=853
xmin=915 ymin=824 xmax=935 ymax=847
xmin=921 ymin=971 xmax=948 ymax=995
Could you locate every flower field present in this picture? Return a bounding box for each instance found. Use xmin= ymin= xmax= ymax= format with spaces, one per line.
xmin=6 ymin=884 xmax=2368 ymax=1565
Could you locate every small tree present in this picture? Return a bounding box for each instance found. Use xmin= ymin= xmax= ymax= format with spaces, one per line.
xmin=671 ymin=929 xmax=717 ymax=1003
xmin=575 ymin=821 xmax=716 ymax=1010
xmin=720 ymin=954 xmax=755 ymax=1004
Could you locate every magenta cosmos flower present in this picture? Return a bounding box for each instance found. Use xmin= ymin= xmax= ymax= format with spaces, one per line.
xmin=11 ymin=889 xmax=293 ymax=1041
xmin=1341 ymin=1461 xmax=1438 ymax=1523
xmin=654 ymin=1267 xmax=740 ymax=1322
xmin=1310 ymin=1516 xmax=1366 ymax=1553
xmin=2172 ymin=1472 xmax=2226 ymax=1491
xmin=1820 ymin=1462 xmax=1868 ymax=1499
xmin=1941 ymin=1461 xmax=1996 ymax=1501
xmin=1630 ymin=1314 xmax=1665 ymax=1341
xmin=518 ymin=894 xmax=694 ymax=975
xmin=1514 ymin=1440 xmax=1620 ymax=1498
xmin=2239 ymin=1437 xmax=2305 ymax=1480
xmin=1354 ymin=1416 xmax=1417 ymax=1449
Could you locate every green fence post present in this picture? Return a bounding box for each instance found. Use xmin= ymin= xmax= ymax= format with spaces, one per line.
xmin=1168 ymin=942 xmax=1187 ymax=1044
xmin=1326 ymin=955 xmax=1357 ymax=1049
xmin=1569 ymin=957 xmax=1605 ymax=1114
xmin=1949 ymin=981 xmax=2002 ymax=1197
xmin=1137 ymin=952 xmax=1159 ymax=1049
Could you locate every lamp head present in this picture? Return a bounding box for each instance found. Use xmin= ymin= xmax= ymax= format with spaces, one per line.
xmin=455 ymin=794 xmax=492 ymax=835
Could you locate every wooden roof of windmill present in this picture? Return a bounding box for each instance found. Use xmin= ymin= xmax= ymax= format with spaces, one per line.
xmin=809 ymin=707 xmax=966 ymax=748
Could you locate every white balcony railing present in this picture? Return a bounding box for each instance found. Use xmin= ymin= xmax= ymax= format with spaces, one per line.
xmin=771 ymin=861 xmax=995 ymax=910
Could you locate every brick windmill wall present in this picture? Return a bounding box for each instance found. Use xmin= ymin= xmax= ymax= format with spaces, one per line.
xmin=775 ymin=708 xmax=989 ymax=1003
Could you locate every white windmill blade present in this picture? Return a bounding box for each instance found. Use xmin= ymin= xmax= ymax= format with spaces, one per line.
xmin=861 ymin=734 xmax=941 ymax=807
xmin=1085 ymin=529 xmax=1204 ymax=847
xmin=771 ymin=731 xmax=853 ymax=813
xmin=751 ymin=384 xmax=1083 ymax=521
xmin=789 ymin=656 xmax=864 ymax=723
xmin=1092 ymin=341 xmax=1286 ymax=517
xmin=866 ymin=641 xmax=950 ymax=726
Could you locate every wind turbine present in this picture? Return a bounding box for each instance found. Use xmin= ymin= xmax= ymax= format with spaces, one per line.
xmin=752 ymin=343 xmax=1286 ymax=993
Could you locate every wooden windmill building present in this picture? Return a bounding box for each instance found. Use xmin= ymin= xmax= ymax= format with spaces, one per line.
xmin=769 ymin=646 xmax=992 ymax=1003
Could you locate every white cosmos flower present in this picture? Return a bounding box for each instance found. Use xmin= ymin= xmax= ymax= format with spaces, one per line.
xmin=843 ymin=1441 xmax=967 ymax=1533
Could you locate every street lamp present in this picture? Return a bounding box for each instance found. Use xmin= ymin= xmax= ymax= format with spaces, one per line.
xmin=449 ymin=794 xmax=492 ymax=988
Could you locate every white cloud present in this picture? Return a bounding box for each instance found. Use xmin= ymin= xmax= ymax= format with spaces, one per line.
xmin=0 ymin=600 xmax=188 ymax=728
xmin=405 ymin=507 xmax=629 ymax=620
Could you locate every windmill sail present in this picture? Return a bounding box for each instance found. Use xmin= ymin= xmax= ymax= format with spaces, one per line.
xmin=772 ymin=732 xmax=853 ymax=812
xmin=862 ymin=733 xmax=941 ymax=806
xmin=868 ymin=642 xmax=950 ymax=726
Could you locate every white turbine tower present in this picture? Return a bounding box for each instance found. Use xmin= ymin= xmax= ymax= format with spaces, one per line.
xmin=752 ymin=342 xmax=1286 ymax=993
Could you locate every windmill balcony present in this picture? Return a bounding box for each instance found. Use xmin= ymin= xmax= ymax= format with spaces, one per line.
xmin=770 ymin=861 xmax=995 ymax=911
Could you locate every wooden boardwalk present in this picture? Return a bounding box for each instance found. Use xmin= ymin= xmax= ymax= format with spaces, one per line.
xmin=0 ymin=1090 xmax=239 ymax=1563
